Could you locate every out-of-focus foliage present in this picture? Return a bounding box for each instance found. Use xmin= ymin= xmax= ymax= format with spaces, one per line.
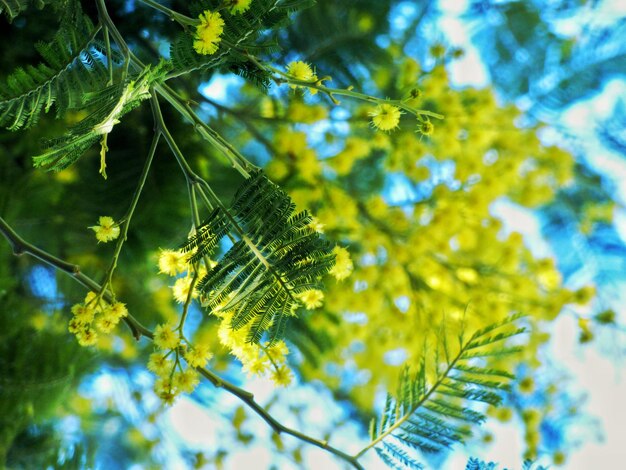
xmin=0 ymin=0 xmax=621 ymax=468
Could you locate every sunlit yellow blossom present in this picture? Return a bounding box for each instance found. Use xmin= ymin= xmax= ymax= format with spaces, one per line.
xmin=369 ymin=103 xmax=402 ymax=132
xmin=227 ymin=0 xmax=252 ymax=14
xmin=108 ymin=302 xmax=128 ymax=320
xmin=242 ymin=356 xmax=269 ymax=376
xmin=308 ymin=216 xmax=325 ymax=234
xmin=417 ymin=119 xmax=434 ymax=136
xmin=76 ymin=326 xmax=98 ymax=346
xmin=265 ymin=341 xmax=289 ymax=362
xmin=158 ymin=249 xmax=189 ymax=276
xmin=193 ymin=11 xmax=224 ymax=55
xmin=154 ymin=377 xmax=177 ymax=404
xmin=184 ymin=344 xmax=213 ymax=368
xmin=95 ymin=315 xmax=119 ymax=333
xmin=298 ymin=289 xmax=324 ymax=310
xmin=174 ymin=369 xmax=200 ymax=393
xmin=68 ymin=317 xmax=83 ymax=334
xmin=286 ymin=61 xmax=315 ymax=82
xmin=89 ymin=216 xmax=120 ymax=243
xmin=71 ymin=303 xmax=95 ymax=324
xmin=172 ymin=276 xmax=197 ymax=304
xmin=154 ymin=323 xmax=180 ymax=350
xmin=329 ymin=246 xmax=353 ymax=280
xmin=286 ymin=61 xmax=318 ymax=94
xmin=270 ymin=365 xmax=293 ymax=387
xmin=147 ymin=352 xmax=173 ymax=375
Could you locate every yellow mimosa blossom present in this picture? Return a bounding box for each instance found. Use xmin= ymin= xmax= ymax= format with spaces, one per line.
xmin=158 ymin=249 xmax=189 ymax=276
xmin=147 ymin=352 xmax=172 ymax=375
xmin=89 ymin=216 xmax=120 ymax=243
xmin=172 ymin=276 xmax=197 ymax=304
xmin=286 ymin=61 xmax=318 ymax=94
xmin=76 ymin=326 xmax=98 ymax=346
xmin=308 ymin=216 xmax=325 ymax=234
xmin=329 ymin=246 xmax=353 ymax=281
xmin=154 ymin=323 xmax=180 ymax=350
xmin=95 ymin=315 xmax=118 ymax=333
xmin=193 ymin=11 xmax=224 ymax=55
xmin=298 ymin=289 xmax=324 ymax=310
xmin=71 ymin=303 xmax=95 ymax=324
xmin=270 ymin=365 xmax=293 ymax=387
xmin=174 ymin=369 xmax=200 ymax=393
xmin=108 ymin=302 xmax=128 ymax=320
xmin=184 ymin=344 xmax=213 ymax=368
xmin=227 ymin=0 xmax=252 ymax=14
xmin=369 ymin=103 xmax=402 ymax=131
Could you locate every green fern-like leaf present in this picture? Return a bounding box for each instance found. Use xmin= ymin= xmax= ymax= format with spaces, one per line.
xmin=367 ymin=315 xmax=525 ymax=469
xmin=181 ymin=170 xmax=335 ymax=344
xmin=0 ymin=0 xmax=107 ymax=131
xmin=32 ymin=63 xmax=168 ymax=171
xmin=0 ymin=0 xmax=33 ymax=20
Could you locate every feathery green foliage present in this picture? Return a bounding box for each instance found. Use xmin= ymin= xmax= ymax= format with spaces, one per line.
xmin=182 ymin=170 xmax=335 ymax=344
xmin=0 ymin=1 xmax=106 ymax=131
xmin=32 ymin=62 xmax=167 ymax=171
xmin=465 ymin=457 xmax=548 ymax=470
xmin=0 ymin=0 xmax=27 ymax=20
xmin=368 ymin=315 xmax=526 ymax=469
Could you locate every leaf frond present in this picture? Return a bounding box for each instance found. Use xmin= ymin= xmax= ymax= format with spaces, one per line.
xmin=366 ymin=315 xmax=525 ymax=468
xmin=182 ymin=170 xmax=335 ymax=344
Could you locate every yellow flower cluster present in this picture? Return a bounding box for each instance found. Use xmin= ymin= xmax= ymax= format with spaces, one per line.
xmin=148 ymin=323 xmax=214 ymax=404
xmin=156 ymin=248 xmax=207 ymax=304
xmin=89 ymin=216 xmax=120 ymax=243
xmin=238 ymin=55 xmax=593 ymax=461
xmin=68 ymin=292 xmax=128 ymax=346
xmin=193 ymin=11 xmax=224 ymax=55
xmin=216 ymin=308 xmax=293 ymax=387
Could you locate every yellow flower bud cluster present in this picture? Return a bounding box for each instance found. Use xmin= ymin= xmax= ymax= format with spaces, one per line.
xmin=148 ymin=323 xmax=214 ymax=405
xmin=157 ymin=248 xmax=211 ymax=304
xmin=214 ymin=306 xmax=293 ymax=387
xmin=193 ymin=11 xmax=224 ymax=56
xmin=68 ymin=292 xmax=128 ymax=346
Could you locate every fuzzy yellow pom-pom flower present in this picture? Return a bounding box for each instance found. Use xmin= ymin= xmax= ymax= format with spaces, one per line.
xmin=369 ymin=103 xmax=402 ymax=132
xmin=308 ymin=216 xmax=325 ymax=234
xmin=184 ymin=344 xmax=213 ymax=368
xmin=286 ymin=61 xmax=315 ymax=82
xmin=172 ymin=276 xmax=197 ymax=304
xmin=154 ymin=323 xmax=180 ymax=350
xmin=286 ymin=61 xmax=318 ymax=94
xmin=158 ymin=249 xmax=188 ymax=276
xmin=298 ymin=289 xmax=324 ymax=310
xmin=329 ymin=246 xmax=353 ymax=281
xmin=193 ymin=11 xmax=224 ymax=55
xmin=89 ymin=216 xmax=120 ymax=243
xmin=227 ymin=0 xmax=252 ymax=14
xmin=147 ymin=352 xmax=172 ymax=375
xmin=174 ymin=369 xmax=200 ymax=393
xmin=270 ymin=364 xmax=293 ymax=387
